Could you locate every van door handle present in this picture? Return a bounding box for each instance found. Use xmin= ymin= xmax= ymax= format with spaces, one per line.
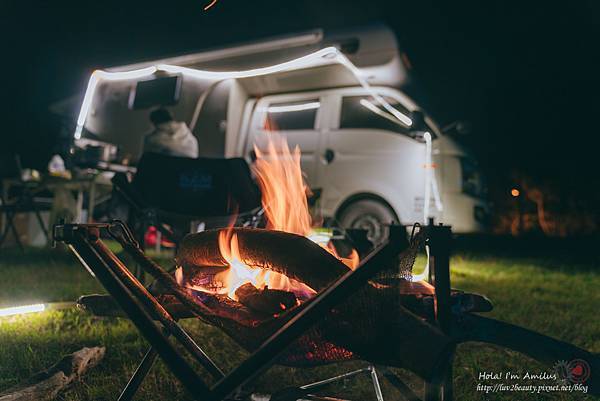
xmin=248 ymin=149 xmax=257 ymax=162
xmin=323 ymin=148 xmax=335 ymax=164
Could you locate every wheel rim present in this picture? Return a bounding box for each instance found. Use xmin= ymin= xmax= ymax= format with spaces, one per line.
xmin=351 ymin=214 xmax=386 ymax=244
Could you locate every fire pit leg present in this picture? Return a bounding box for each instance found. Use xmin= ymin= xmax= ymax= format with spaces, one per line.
xmin=299 ymin=364 xmax=418 ymax=401
xmin=118 ymin=347 xmax=158 ymax=401
xmin=424 ymin=222 xmax=454 ymax=401
xmin=368 ymin=366 xmax=385 ymax=401
xmin=300 ymin=367 xmax=371 ymax=391
xmin=424 ymin=353 xmax=454 ymax=401
xmin=295 ymin=366 xmax=384 ymax=400
xmin=378 ymin=367 xmax=421 ymax=401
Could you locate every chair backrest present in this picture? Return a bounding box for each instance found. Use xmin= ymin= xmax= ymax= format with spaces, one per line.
xmin=131 ymin=152 xmax=261 ymax=217
xmin=0 ymin=154 xmax=22 ymax=181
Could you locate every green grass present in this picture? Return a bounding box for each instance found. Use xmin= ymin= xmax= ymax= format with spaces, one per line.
xmin=0 ymin=246 xmax=598 ymax=400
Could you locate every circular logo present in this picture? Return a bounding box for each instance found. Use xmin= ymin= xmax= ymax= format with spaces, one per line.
xmin=567 ymin=359 xmax=591 ymax=384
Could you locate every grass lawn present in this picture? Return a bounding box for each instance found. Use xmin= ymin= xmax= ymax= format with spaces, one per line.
xmin=0 ymin=245 xmax=598 ymax=400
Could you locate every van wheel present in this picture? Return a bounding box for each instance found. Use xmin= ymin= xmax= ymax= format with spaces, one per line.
xmin=338 ymin=199 xmax=398 ymax=244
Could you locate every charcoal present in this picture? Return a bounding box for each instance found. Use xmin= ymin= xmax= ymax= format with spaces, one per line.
xmin=235 ymin=283 xmax=298 ymax=315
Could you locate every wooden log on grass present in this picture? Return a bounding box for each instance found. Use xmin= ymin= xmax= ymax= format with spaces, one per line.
xmin=0 ymin=347 xmax=105 ymax=401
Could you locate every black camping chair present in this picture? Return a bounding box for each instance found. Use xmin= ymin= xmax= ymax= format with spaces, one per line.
xmin=0 ymin=156 xmax=51 ymax=250
xmin=111 ymin=152 xmax=263 ymax=248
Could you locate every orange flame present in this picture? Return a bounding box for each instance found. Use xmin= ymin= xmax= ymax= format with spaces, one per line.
xmin=252 ymin=131 xmax=360 ymax=270
xmin=253 ymin=134 xmax=312 ymax=236
xmin=213 ymin=131 xmax=359 ymax=299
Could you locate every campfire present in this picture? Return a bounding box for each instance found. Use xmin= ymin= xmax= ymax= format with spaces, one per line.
xmin=166 ymin=126 xmax=487 ymax=372
xmin=55 ymin=131 xmax=600 ymax=399
xmin=159 ymin=125 xmax=492 ymax=380
xmin=175 ymin=131 xmax=360 ymax=315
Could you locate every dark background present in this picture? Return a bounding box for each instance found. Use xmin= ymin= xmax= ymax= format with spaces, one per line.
xmin=1 ymin=0 xmax=599 ymax=231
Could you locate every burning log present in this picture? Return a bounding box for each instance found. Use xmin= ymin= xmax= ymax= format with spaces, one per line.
xmin=234 ymin=283 xmax=297 ymax=315
xmin=177 ymin=228 xmax=349 ymax=292
xmin=0 ymin=347 xmax=105 ymax=401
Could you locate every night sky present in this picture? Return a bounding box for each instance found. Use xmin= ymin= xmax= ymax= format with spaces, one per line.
xmin=2 ymin=0 xmax=599 ymax=197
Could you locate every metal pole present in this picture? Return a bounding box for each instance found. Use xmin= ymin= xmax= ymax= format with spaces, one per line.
xmin=427 ymin=223 xmax=454 ymax=401
xmin=378 ymin=367 xmax=421 ymax=401
xmin=88 ymin=180 xmax=96 ymax=223
xmin=76 ymin=188 xmax=84 ymax=223
xmin=300 ymin=367 xmax=371 ymax=391
xmin=369 ymin=366 xmax=385 ymax=401
xmin=117 ymin=347 xmax=158 ymax=401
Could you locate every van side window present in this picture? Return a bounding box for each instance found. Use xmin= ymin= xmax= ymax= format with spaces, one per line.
xmin=264 ymin=100 xmax=320 ymax=131
xmin=340 ymin=96 xmax=410 ymax=135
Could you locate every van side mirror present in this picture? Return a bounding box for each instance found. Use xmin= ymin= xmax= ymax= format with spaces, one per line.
xmin=409 ymin=110 xmax=427 ymax=132
xmin=408 ymin=110 xmax=429 ymax=141
xmin=248 ymin=149 xmax=257 ymax=162
xmin=443 ymin=120 xmax=472 ymax=136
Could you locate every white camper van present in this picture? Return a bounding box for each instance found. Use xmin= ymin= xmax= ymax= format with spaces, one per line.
xmin=72 ymin=25 xmax=489 ymax=241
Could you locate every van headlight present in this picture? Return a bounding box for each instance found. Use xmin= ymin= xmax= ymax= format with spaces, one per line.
xmin=460 ymin=157 xmax=487 ymax=198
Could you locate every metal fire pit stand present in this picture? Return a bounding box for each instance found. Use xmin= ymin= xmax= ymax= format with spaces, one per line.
xmin=54 ymin=221 xmax=417 ymax=401
xmin=58 ymin=219 xmax=600 ymax=400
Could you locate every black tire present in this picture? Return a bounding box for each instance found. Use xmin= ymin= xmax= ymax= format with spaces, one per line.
xmin=337 ymin=199 xmax=399 ymax=244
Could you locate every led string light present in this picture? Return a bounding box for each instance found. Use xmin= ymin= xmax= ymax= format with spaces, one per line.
xmin=414 ymin=132 xmax=443 ymax=283
xmin=0 ymin=303 xmax=45 ymax=317
xmin=422 ymin=132 xmax=443 ymax=224
xmin=74 ymin=47 xmax=413 ymax=138
xmin=359 ymin=99 xmax=408 ymax=127
xmin=333 ymin=52 xmax=413 ymax=127
xmin=75 ymin=67 xmax=158 ymax=138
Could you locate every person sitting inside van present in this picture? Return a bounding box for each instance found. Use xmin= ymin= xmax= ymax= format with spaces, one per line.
xmin=143 ymin=108 xmax=199 ymax=158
